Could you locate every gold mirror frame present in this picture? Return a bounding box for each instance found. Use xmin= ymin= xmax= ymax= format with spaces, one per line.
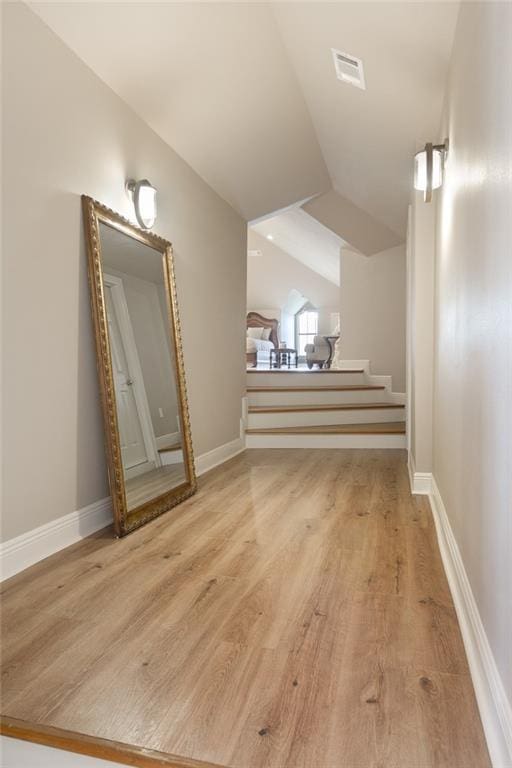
xmin=82 ymin=196 xmax=197 ymax=536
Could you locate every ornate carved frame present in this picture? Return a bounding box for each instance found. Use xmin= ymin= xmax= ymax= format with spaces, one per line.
xmin=82 ymin=196 xmax=197 ymax=536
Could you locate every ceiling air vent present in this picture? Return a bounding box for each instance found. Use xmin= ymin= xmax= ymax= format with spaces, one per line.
xmin=331 ymin=48 xmax=366 ymax=90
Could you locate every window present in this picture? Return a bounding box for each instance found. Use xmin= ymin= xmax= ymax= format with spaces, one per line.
xmin=296 ymin=308 xmax=318 ymax=356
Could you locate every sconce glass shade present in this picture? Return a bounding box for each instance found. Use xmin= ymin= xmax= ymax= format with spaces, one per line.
xmin=414 ymin=142 xmax=446 ymax=203
xmin=126 ymin=179 xmax=157 ymax=229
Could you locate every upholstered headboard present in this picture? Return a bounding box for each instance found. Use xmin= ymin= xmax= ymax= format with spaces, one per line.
xmin=246 ymin=312 xmax=279 ymax=348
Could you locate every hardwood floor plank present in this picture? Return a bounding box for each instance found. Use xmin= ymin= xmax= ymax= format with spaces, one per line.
xmin=0 ymin=449 xmax=490 ymax=768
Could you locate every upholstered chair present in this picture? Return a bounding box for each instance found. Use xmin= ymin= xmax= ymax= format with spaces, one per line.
xmin=304 ymin=336 xmax=331 ymax=368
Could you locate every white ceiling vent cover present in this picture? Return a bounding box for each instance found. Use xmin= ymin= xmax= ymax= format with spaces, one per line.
xmin=331 ymin=49 xmax=366 ymax=90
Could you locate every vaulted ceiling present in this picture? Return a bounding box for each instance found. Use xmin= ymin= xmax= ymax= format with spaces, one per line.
xmin=252 ymin=206 xmax=344 ymax=285
xmin=31 ymin=1 xmax=459 ymax=242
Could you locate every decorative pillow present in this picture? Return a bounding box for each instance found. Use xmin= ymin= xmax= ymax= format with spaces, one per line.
xmin=261 ymin=328 xmax=272 ymax=340
xmin=247 ymin=327 xmax=264 ymax=339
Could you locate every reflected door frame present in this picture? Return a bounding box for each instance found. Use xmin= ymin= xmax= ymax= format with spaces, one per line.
xmin=103 ymin=273 xmax=161 ymax=476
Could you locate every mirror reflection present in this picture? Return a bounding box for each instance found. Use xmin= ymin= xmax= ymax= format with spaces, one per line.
xmin=99 ymin=222 xmax=187 ymax=512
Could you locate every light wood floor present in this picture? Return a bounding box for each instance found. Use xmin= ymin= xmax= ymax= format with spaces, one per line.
xmin=1 ymin=450 xmax=490 ymax=768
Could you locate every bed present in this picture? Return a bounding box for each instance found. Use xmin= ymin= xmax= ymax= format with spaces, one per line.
xmin=246 ymin=312 xmax=279 ymax=368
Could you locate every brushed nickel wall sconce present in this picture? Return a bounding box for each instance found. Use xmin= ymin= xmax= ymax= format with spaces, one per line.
xmin=126 ymin=179 xmax=157 ymax=229
xmin=414 ymin=140 xmax=449 ymax=203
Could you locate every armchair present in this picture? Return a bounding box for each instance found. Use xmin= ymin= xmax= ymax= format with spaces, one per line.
xmin=304 ymin=336 xmax=331 ymax=369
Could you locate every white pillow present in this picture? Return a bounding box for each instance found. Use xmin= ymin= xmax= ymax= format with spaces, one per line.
xmin=247 ymin=327 xmax=264 ymax=339
xmin=261 ymin=328 xmax=272 ymax=340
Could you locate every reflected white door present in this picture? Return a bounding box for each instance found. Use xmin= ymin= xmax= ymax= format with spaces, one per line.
xmin=105 ymin=285 xmax=149 ymax=472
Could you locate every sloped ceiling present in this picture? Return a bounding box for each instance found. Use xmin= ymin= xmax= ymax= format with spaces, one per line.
xmin=30 ymin=1 xmax=459 ymax=238
xmin=273 ymin=1 xmax=459 ymax=236
xmin=302 ymin=190 xmax=402 ymax=256
xmin=251 ymin=207 xmax=344 ymax=285
xmin=28 ymin=2 xmax=330 ymax=221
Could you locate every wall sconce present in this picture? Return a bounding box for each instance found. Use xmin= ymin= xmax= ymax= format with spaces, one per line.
xmin=126 ymin=179 xmax=157 ymax=229
xmin=414 ymin=140 xmax=449 ymax=203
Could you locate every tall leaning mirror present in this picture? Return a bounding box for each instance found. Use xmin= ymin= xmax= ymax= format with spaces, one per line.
xmin=82 ymin=196 xmax=196 ymax=536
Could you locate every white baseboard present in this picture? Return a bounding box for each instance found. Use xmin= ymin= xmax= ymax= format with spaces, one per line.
xmin=194 ymin=435 xmax=246 ymax=477
xmin=1 ymin=432 xmax=247 ymax=582
xmin=407 ymin=454 xmax=433 ymax=495
xmin=0 ymin=497 xmax=112 ymax=582
xmin=429 ymin=478 xmax=512 ymax=768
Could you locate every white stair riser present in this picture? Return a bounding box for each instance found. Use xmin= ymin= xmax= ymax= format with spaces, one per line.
xmin=246 ymin=433 xmax=407 ymax=449
xmin=160 ymin=450 xmax=183 ymax=466
xmin=246 ymin=372 xmax=366 ymax=387
xmin=247 ymin=389 xmax=388 ymax=407
xmin=247 ymin=408 xmax=405 ymax=429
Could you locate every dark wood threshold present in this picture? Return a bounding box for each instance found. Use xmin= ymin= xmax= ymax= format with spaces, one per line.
xmin=157 ymin=444 xmax=181 ymax=454
xmin=248 ymin=402 xmax=405 ymax=414
xmin=0 ymin=716 xmax=226 ymax=768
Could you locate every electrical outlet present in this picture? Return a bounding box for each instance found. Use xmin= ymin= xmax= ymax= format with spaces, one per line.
xmin=158 ymin=408 xmax=164 ymax=418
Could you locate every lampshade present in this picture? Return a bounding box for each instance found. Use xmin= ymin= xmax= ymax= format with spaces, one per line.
xmin=414 ymin=143 xmax=445 ymax=202
xmin=126 ymin=179 xmax=157 ymax=229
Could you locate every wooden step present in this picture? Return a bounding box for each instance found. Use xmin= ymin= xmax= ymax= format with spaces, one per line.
xmin=248 ymin=402 xmax=404 ymax=414
xmin=247 ymin=384 xmax=384 ymax=393
xmin=157 ymin=443 xmax=181 ymax=454
xmin=247 ymin=368 xmax=364 ymax=374
xmin=246 ymin=421 xmax=406 ymax=435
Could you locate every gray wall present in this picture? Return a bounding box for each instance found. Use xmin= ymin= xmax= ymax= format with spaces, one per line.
xmin=1 ymin=3 xmax=246 ymax=541
xmin=434 ymin=2 xmax=512 ymax=707
xmin=340 ymin=245 xmax=406 ymax=392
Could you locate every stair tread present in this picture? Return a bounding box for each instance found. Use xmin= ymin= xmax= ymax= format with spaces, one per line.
xmin=247 ymin=368 xmax=364 ymax=374
xmin=157 ymin=443 xmax=181 ymax=453
xmin=246 ymin=422 xmax=406 ymax=435
xmin=247 ymin=385 xmax=384 ymax=393
xmin=249 ymin=402 xmax=404 ymax=414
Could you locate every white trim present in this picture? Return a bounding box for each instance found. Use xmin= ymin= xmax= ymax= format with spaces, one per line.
xmin=407 ymin=453 xmax=433 ymax=495
xmin=429 ymin=479 xmax=512 ymax=768
xmin=159 ymin=449 xmax=183 ymax=466
xmin=0 ymin=435 xmax=248 ymax=581
xmin=104 ymin=273 xmax=160 ymax=469
xmin=155 ymin=431 xmax=180 ymax=450
xmin=0 ymin=498 xmax=112 ymax=581
xmin=241 ymin=395 xmax=249 ymax=429
xmin=405 ymin=204 xmax=413 ymax=455
xmin=246 ymin=433 xmax=406 ymax=449
xmin=195 ymin=436 xmax=246 ymax=477
xmin=334 ymin=358 xmax=370 ymax=372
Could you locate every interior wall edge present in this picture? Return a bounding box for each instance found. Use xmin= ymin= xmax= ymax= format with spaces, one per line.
xmin=406 ymin=452 xmax=432 ymax=496
xmin=428 ymin=477 xmax=512 ymax=768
